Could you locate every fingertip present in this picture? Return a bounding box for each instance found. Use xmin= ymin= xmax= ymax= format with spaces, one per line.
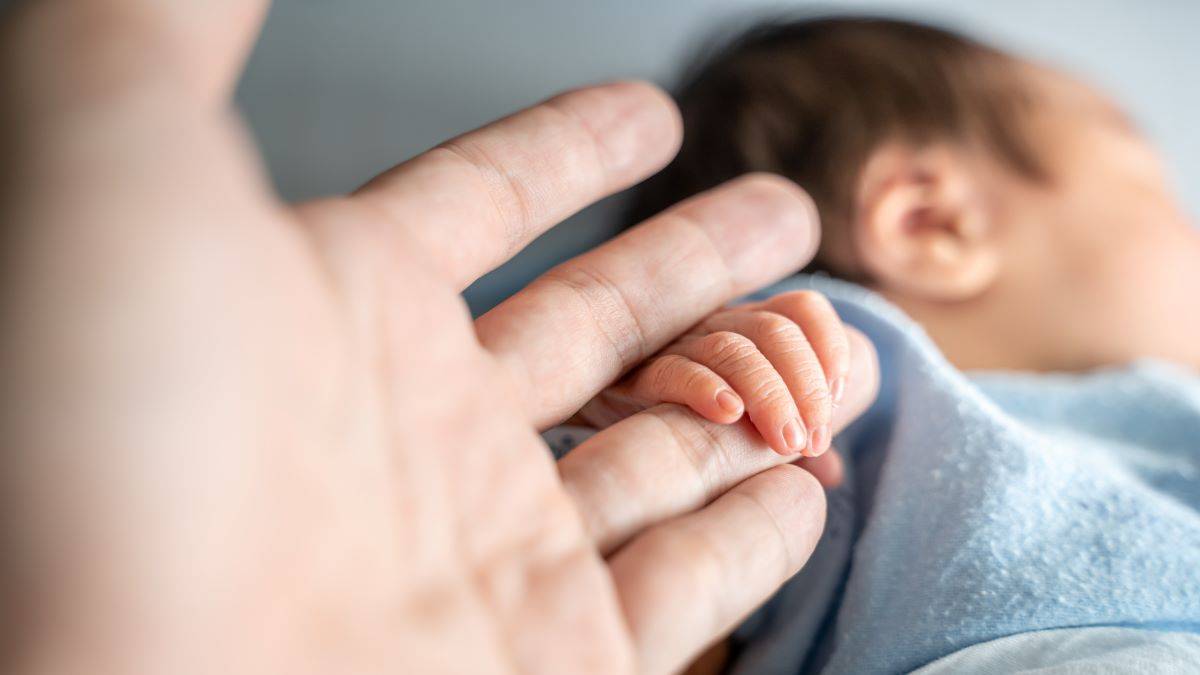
xmin=805 ymin=423 xmax=832 ymax=458
xmin=616 ymin=80 xmax=684 ymax=154
xmin=687 ymin=366 xmax=744 ymax=425
xmin=552 ymin=80 xmax=683 ymax=183
xmin=679 ymin=175 xmax=822 ymax=294
xmin=692 ymin=399 xmax=742 ymax=427
xmin=779 ymin=418 xmax=808 ymax=456
xmin=789 ymin=384 xmax=832 ymax=458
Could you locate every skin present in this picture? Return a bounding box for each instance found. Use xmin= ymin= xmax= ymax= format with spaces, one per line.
xmin=842 ymin=62 xmax=1200 ymax=373
xmin=580 ymin=59 xmax=1200 ymax=506
xmin=668 ymin=56 xmax=1199 ymax=675
xmin=585 ymin=290 xmax=850 ymax=458
xmin=0 ymin=2 xmax=883 ymax=675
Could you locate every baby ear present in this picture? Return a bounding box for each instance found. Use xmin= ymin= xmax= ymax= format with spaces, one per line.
xmin=852 ymin=142 xmax=999 ymax=301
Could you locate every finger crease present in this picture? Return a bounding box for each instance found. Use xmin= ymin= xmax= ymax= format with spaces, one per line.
xmin=545 ymin=264 xmax=650 ymax=373
xmin=650 ymin=410 xmax=721 ymax=503
xmin=543 ymin=98 xmax=611 ymax=191
xmin=725 ymin=488 xmax=796 ymax=575
xmin=665 ymin=211 xmax=739 ymax=300
xmin=436 ymin=141 xmax=533 ymax=257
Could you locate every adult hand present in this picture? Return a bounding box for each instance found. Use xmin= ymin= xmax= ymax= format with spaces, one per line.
xmin=0 ymin=2 xmax=878 ymax=674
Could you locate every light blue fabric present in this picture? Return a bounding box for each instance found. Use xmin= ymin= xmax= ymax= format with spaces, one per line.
xmin=728 ymin=275 xmax=1200 ymax=674
xmin=913 ymin=627 xmax=1200 ymax=673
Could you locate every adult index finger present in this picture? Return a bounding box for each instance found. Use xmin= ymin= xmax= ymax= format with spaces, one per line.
xmin=478 ymin=173 xmax=822 ymax=428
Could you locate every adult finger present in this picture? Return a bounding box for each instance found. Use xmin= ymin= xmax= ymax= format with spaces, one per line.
xmin=345 ymin=81 xmax=682 ymax=289
xmin=559 ymin=326 xmax=877 ymax=555
xmin=610 ymin=464 xmax=826 ymax=675
xmin=4 ymin=0 xmax=271 ymax=106
xmin=479 ymin=173 xmax=822 ymax=428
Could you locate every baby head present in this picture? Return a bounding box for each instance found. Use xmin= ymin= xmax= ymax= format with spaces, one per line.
xmin=630 ymin=16 xmax=1199 ymax=372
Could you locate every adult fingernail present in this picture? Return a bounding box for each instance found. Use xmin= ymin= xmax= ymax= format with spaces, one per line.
xmin=782 ymin=419 xmax=807 ymax=453
xmin=830 ymin=377 xmax=846 ymax=406
xmin=716 ymin=389 xmax=743 ymax=416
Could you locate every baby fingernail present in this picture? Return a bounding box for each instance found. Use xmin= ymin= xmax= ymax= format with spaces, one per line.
xmin=782 ymin=419 xmax=807 ymax=453
xmin=830 ymin=377 xmax=846 ymax=406
xmin=716 ymin=389 xmax=743 ymax=416
xmin=808 ymin=424 xmax=830 ymax=457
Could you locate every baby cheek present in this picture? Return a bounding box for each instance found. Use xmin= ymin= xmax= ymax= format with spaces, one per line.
xmin=1079 ymin=213 xmax=1195 ymax=356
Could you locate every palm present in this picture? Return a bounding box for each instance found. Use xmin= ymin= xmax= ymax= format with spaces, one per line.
xmin=2 ymin=2 xmax=877 ymax=674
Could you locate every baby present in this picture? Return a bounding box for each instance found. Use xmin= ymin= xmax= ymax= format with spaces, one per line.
xmin=571 ymin=14 xmax=1198 ymax=449
xmin=563 ymin=15 xmax=1200 ymax=674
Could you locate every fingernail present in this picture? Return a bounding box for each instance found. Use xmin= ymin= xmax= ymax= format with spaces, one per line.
xmin=830 ymin=376 xmax=846 ymax=406
xmin=715 ymin=389 xmax=743 ymax=416
xmin=781 ymin=419 xmax=807 ymax=453
xmin=808 ymin=424 xmax=831 ymax=457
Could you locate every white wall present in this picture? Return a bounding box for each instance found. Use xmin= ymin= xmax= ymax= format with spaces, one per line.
xmin=236 ymin=0 xmax=1200 ymax=312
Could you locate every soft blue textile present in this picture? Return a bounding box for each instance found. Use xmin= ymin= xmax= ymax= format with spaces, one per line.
xmin=729 ymin=275 xmax=1200 ymax=674
xmin=913 ymin=627 xmax=1200 ymax=673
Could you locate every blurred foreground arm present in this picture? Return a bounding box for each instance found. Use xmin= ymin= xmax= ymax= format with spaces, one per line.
xmin=0 ymin=2 xmax=877 ymax=674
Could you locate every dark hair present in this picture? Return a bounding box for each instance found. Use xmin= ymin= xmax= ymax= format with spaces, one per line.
xmin=626 ymin=16 xmax=1046 ymax=275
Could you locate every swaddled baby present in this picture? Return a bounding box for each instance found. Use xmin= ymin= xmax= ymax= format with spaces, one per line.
xmin=558 ymin=16 xmax=1200 ymax=674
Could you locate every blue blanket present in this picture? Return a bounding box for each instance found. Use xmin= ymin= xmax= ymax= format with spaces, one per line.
xmin=729 ymin=276 xmax=1200 ymax=674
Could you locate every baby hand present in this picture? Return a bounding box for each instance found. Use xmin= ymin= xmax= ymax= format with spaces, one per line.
xmin=581 ymin=290 xmax=849 ymax=456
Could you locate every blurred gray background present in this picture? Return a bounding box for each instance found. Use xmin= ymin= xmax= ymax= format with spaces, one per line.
xmin=235 ymin=0 xmax=1200 ymax=313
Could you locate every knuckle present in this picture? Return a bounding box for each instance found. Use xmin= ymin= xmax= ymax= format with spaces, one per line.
xmin=542 ymin=95 xmax=613 ymax=185
xmin=794 ymin=383 xmax=833 ymax=420
xmin=796 ymin=361 xmax=832 ymax=396
xmin=772 ymin=292 xmax=850 ymax=364
xmin=681 ymin=362 xmax=718 ymax=393
xmin=643 ymin=356 xmax=675 ymax=393
xmin=647 ymin=354 xmax=692 ymax=392
xmin=644 ymin=407 xmax=725 ymax=495
xmin=747 ymin=311 xmax=800 ymax=343
xmin=435 ymin=140 xmax=536 ymax=240
xmin=539 ymin=263 xmax=650 ymax=371
xmin=748 ymin=378 xmax=797 ymax=410
xmin=698 ymin=331 xmax=757 ymax=369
